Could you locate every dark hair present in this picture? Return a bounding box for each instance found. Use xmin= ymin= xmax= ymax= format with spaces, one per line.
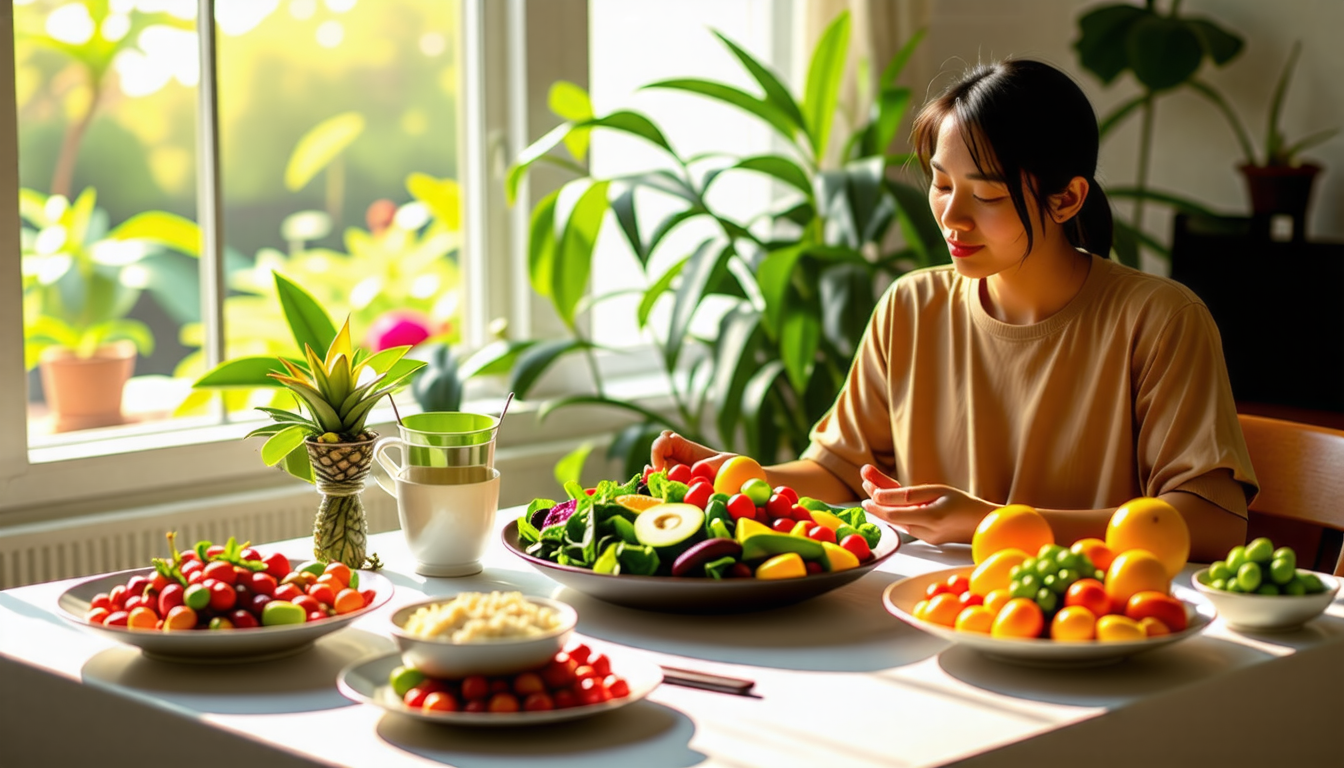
xmin=911 ymin=59 xmax=1113 ymax=258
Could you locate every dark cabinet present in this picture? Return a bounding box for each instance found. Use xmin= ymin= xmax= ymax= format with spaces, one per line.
xmin=1169 ymin=214 xmax=1344 ymax=414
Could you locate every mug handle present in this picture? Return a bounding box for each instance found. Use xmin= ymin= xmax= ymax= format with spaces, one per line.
xmin=372 ymin=436 xmax=405 ymax=498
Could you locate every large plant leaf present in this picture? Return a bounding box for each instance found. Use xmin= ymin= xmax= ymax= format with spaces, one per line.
xmin=879 ymin=27 xmax=925 ymax=89
xmin=549 ymin=80 xmax=594 ymax=161
xmin=261 ymin=425 xmax=310 ymax=467
xmin=607 ymin=421 xmax=664 ymax=484
xmin=802 ymin=11 xmax=851 ymax=159
xmin=664 ymin=240 xmax=729 ymax=371
xmin=137 ymin=251 xmax=201 ymax=324
xmin=727 ymin=155 xmax=813 ymax=196
xmin=644 ymin=207 xmax=705 ymax=265
xmin=406 ymin=173 xmax=461 ymax=231
xmin=281 ymin=444 xmax=316 ymax=484
xmin=508 ymin=339 xmax=591 ymax=399
xmin=1127 ymin=16 xmax=1203 ymax=92
xmin=273 ymin=272 xmax=336 ymax=357
xmin=1186 ymin=18 xmax=1243 ymax=66
xmin=528 ymin=188 xmax=561 ymax=299
xmin=610 ymin=184 xmax=642 ymax=263
xmin=285 ymin=112 xmax=365 ymax=191
xmin=780 ymin=306 xmax=820 ymax=396
xmin=193 ymin=356 xmax=283 ymax=388
xmin=757 ymin=245 xmax=805 ymax=337
xmin=508 ymin=121 xmax=575 ymax=204
xmin=888 ymin=180 xmax=946 ymax=266
xmin=538 ymin=395 xmax=680 ymax=430
xmin=872 ymin=86 xmax=912 ymax=158
xmin=1073 ymin=4 xmax=1149 ymax=85
xmin=1106 ymin=186 xmax=1216 ymax=216
xmin=711 ymin=305 xmax=763 ymax=449
xmin=819 ymin=263 xmax=874 ymax=361
xmin=109 ymin=211 xmax=201 ymax=256
xmin=460 ymin=340 xmax=539 ymax=379
xmin=554 ymin=181 xmax=611 ymax=328
xmin=553 ymin=442 xmax=593 ymax=488
xmin=644 ymin=79 xmax=801 ymax=148
xmin=741 ymin=361 xmax=784 ymax=463
xmin=1098 ymin=93 xmax=1147 ymax=139
xmin=711 ymin=30 xmax=807 ymax=133
xmin=638 ymin=255 xmax=689 ymax=329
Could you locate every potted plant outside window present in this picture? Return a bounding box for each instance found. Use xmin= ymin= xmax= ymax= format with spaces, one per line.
xmin=20 ymin=187 xmax=200 ymax=431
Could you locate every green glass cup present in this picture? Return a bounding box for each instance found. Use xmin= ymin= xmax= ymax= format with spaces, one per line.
xmin=388 ymin=412 xmax=498 ymax=479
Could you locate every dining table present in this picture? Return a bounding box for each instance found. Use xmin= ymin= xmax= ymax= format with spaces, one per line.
xmin=1 ymin=503 xmax=1341 ymax=768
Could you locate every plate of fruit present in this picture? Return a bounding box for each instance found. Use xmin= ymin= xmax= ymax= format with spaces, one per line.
xmin=337 ymin=638 xmax=662 ymax=726
xmin=883 ymin=499 xmax=1215 ymax=667
xmin=56 ymin=533 xmax=393 ymax=663
xmin=1192 ymin=537 xmax=1340 ymax=632
xmin=502 ymin=458 xmax=901 ymax=613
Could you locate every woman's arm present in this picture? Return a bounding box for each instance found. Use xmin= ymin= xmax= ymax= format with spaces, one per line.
xmin=763 ymin=460 xmax=859 ymax=505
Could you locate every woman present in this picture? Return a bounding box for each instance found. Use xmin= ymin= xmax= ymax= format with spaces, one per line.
xmin=651 ymin=59 xmax=1256 ymax=563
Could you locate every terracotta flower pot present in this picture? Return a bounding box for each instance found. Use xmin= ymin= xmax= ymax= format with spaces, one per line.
xmin=1238 ymin=163 xmax=1322 ymax=242
xmin=37 ymin=340 xmax=137 ymax=432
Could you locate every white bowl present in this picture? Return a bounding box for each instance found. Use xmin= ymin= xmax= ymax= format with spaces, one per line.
xmin=389 ymin=595 xmax=577 ymax=678
xmin=1192 ymin=568 xmax=1340 ymax=632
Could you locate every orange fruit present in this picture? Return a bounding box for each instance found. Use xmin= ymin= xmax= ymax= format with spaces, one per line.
xmin=1050 ymin=605 xmax=1097 ymax=641
xmin=971 ymin=505 xmax=1053 ymax=564
xmin=954 ymin=605 xmax=995 ymax=634
xmin=1105 ymin=497 xmax=1190 ymax=579
xmin=1139 ymin=617 xmax=1171 ymax=637
xmin=1070 ymin=537 xmax=1115 ymax=572
xmin=983 ymin=588 xmax=1013 ymax=617
xmin=1124 ymin=590 xmax=1188 ymax=632
xmin=713 ymin=455 xmax=767 ymax=497
xmin=991 ymin=598 xmax=1044 ymax=639
xmin=614 ymin=494 xmax=663 ymax=513
xmin=922 ymin=592 xmax=963 ymax=627
xmin=1105 ymin=549 xmax=1170 ymax=607
xmin=969 ymin=548 xmax=1030 ymax=595
xmin=1095 ymin=614 xmax=1146 ymax=642
xmin=912 ymin=599 xmax=931 ymax=621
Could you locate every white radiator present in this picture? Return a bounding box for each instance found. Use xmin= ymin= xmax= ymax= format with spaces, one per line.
xmin=0 ymin=485 xmax=400 ymax=590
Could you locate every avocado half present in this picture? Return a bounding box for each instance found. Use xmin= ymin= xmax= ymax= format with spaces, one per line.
xmin=634 ymin=503 xmax=706 ymax=559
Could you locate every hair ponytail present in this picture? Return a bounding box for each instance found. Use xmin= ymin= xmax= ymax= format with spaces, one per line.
xmin=1068 ymin=180 xmax=1113 ymax=257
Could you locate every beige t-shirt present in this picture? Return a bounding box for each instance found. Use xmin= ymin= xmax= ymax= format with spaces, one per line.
xmin=803 ymin=255 xmax=1258 ymax=517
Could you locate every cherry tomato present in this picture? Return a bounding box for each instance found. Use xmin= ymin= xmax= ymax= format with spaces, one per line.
xmin=461 ymin=675 xmax=490 ymax=701
xmin=228 ymin=609 xmax=260 ymax=629
xmin=958 ymin=591 xmax=985 ymax=608
xmin=274 ymin=583 xmax=303 ymax=602
xmin=552 ymin=688 xmax=579 ymax=709
xmin=806 ymin=526 xmax=837 ymax=545
xmin=1064 ymin=578 xmax=1111 ymax=617
xmin=603 ymin=675 xmax=630 ymax=699
xmin=839 ymin=534 xmax=873 ymax=562
xmin=946 ymin=574 xmax=972 ymax=595
xmin=728 ymin=563 xmax=754 ymax=578
xmin=323 ymin=562 xmax=353 ymax=590
xmin=642 ymin=465 xmax=655 ymax=485
xmin=790 ymin=503 xmax=816 ymax=522
xmin=690 ymin=459 xmax=719 ymax=483
xmin=573 ymin=665 xmax=598 ymax=681
xmin=249 ymin=594 xmax=273 ymax=615
xmin=262 ymin=552 xmax=290 ymax=580
xmin=462 ymin=699 xmax=487 ymax=713
xmin=523 ymin=692 xmax=555 ymax=711
xmin=512 ymin=672 xmax=546 ymax=696
xmin=360 ymin=589 xmax=376 ymax=607
xmin=424 ymin=692 xmax=459 ymax=712
xmin=150 ymin=573 xmax=170 ymax=593
xmin=90 ymin=593 xmax=113 ymax=612
xmin=403 ymin=687 xmax=431 ymax=709
xmin=541 ymin=655 xmax=577 ymax=688
xmin=588 ymin=653 xmax=611 ymax=676
xmin=926 ymin=581 xmax=955 ymax=599
xmin=763 ymin=493 xmax=794 ymax=520
xmin=306 ymin=610 xmax=327 ymax=623
xmin=247 ymin=572 xmax=277 ymax=598
xmin=726 ymin=494 xmax=756 ymax=520
xmin=666 ymin=464 xmax=693 ymax=484
xmin=683 ymin=481 xmax=713 ymax=511
xmin=108 ymin=585 xmax=128 ymax=611
xmin=291 ymin=594 xmax=321 ymax=615
xmin=179 ymin=560 xmax=203 ymax=578
xmin=203 ymin=561 xmax=237 ymax=585
xmin=772 ymin=485 xmax=800 ymax=505
xmin=334 ymin=588 xmax=365 ymax=614
xmin=307 ymin=583 xmax=337 ymax=607
xmin=1124 ymin=591 xmax=1188 ymax=632
xmin=239 ymin=547 xmax=261 ymax=562
xmin=124 ymin=595 xmax=151 ymax=613
xmin=488 ymin=693 xmax=520 ymax=713
xmin=804 ymin=561 xmax=824 ymax=575
xmin=567 ymin=644 xmax=592 ymax=665
xmin=86 ymin=607 xmax=111 ymax=625
xmin=208 ymin=580 xmax=237 ymax=612
xmin=205 ymin=544 xmax=226 ymax=559
xmin=208 ymin=616 xmax=234 ymax=630
xmin=126 ymin=575 xmax=153 ymax=598
xmin=578 ymin=676 xmax=609 ymax=704
xmin=163 ymin=605 xmax=197 ymax=631
xmin=103 ymin=611 xmax=130 ymax=627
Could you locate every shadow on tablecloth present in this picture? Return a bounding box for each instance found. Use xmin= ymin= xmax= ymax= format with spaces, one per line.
xmin=374 ymin=699 xmax=703 ymax=768
xmin=80 ymin=627 xmax=395 ymax=714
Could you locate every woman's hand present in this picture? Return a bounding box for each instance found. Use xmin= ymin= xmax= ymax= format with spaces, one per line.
xmin=649 ymin=430 xmax=733 ymax=474
xmin=859 ymin=464 xmax=994 ymax=545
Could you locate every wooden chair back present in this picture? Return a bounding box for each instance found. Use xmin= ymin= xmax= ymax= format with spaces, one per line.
xmin=1239 ymin=414 xmax=1344 ymax=575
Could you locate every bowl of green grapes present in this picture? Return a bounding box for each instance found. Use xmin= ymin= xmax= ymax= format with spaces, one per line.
xmin=1193 ymin=537 xmax=1339 ymax=632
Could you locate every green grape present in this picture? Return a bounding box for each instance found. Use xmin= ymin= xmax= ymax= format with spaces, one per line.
xmin=1299 ymin=573 xmax=1325 ymax=594
xmin=1041 ymin=574 xmax=1057 ymax=592
xmin=1009 ymin=564 xmax=1024 ymax=580
xmin=1020 ymin=557 xmax=1038 ymax=573
xmin=1009 ymin=579 xmax=1035 ymax=599
xmin=1208 ymin=560 xmax=1233 ymax=582
xmin=1019 ymin=573 xmax=1039 ymax=592
xmin=1055 ymin=549 xmax=1080 ymax=570
xmin=1236 ymin=562 xmax=1262 ymax=592
xmin=1226 ymin=545 xmax=1248 ymax=571
xmin=1284 ymin=578 xmax=1307 ymax=596
xmin=1245 ymin=537 xmax=1275 ymax=564
xmin=1052 ymin=568 xmax=1077 ymax=592
xmin=1272 ymin=547 xmax=1296 ymax=570
xmin=1034 ymin=558 xmax=1059 ymax=577
xmin=1093 ymin=568 xmax=1106 ymax=582
xmin=1269 ymin=557 xmax=1296 ymax=585
xmin=1211 ymin=578 xmax=1227 ymax=591
xmin=1256 ymin=583 xmax=1280 ymax=596
xmin=1034 ymin=588 xmax=1059 ymax=614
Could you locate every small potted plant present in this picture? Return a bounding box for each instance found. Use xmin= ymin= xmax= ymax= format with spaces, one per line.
xmin=1228 ymin=42 xmax=1339 ymax=238
xmin=194 ymin=271 xmax=426 ymax=568
xmin=21 ymin=187 xmax=199 ymax=431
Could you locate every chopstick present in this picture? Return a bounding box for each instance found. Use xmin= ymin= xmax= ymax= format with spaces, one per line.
xmin=659 ymin=665 xmax=759 ymax=697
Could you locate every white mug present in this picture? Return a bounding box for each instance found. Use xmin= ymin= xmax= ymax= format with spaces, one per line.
xmin=375 ymin=436 xmax=492 ymax=485
xmin=375 ymin=467 xmax=501 ymax=577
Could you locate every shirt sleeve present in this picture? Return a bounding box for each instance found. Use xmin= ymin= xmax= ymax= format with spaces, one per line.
xmin=800 ymin=281 xmax=902 ymax=497
xmin=1133 ymin=301 xmax=1259 ymax=518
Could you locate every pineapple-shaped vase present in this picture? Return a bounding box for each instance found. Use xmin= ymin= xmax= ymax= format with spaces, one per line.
xmin=306 ymin=430 xmax=377 ymax=567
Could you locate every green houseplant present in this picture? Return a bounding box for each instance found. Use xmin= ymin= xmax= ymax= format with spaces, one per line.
xmin=20 ymin=187 xmax=199 ymax=431
xmin=194 ymin=271 xmax=426 ymax=567
xmin=1073 ymin=0 xmax=1245 ymax=265
xmin=500 ymin=12 xmax=944 ymax=482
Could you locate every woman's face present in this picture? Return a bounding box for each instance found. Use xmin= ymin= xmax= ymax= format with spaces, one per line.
xmin=927 ymin=115 xmax=1035 ymax=279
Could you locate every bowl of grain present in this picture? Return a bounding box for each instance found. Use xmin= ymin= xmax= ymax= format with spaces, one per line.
xmin=389 ymin=591 xmax=578 ymax=677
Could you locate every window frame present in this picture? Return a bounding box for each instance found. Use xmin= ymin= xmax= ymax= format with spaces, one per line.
xmin=0 ymin=0 xmax=599 ymax=522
